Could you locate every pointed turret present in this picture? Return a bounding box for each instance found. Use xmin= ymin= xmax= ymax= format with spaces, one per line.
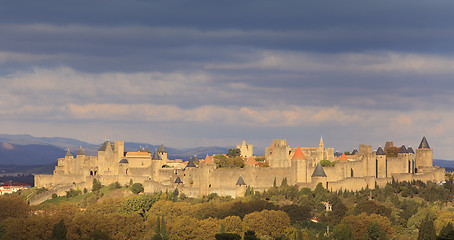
xmin=416 ymin=137 xmax=433 ymax=170
xmin=77 ymin=146 xmax=86 ymax=156
xmin=186 ymin=156 xmax=197 ymax=168
xmin=204 ymin=154 xmax=212 ymax=164
xmin=119 ymin=158 xmax=129 ymax=164
xmin=158 ymin=143 xmax=167 ymax=153
xmin=398 ymin=145 xmax=408 ymax=154
xmin=292 ymin=147 xmax=306 ymax=160
xmin=65 ymin=149 xmax=73 ymax=158
xmin=98 ymin=141 xmax=110 ymax=151
xmin=174 ymin=176 xmax=183 ymax=184
xmin=351 ymin=149 xmax=358 ymax=155
xmin=407 ymin=146 xmax=415 ymax=154
xmin=339 ymin=153 xmax=348 ymax=161
xmin=144 ymin=146 xmax=151 ymax=153
xmin=418 ymin=137 xmax=430 ymax=149
xmin=376 ymin=147 xmax=385 ymax=155
xmin=312 ymin=162 xmax=327 ymax=177
xmin=236 ymin=176 xmax=246 ymax=186
xmin=152 ymin=149 xmax=162 ymax=160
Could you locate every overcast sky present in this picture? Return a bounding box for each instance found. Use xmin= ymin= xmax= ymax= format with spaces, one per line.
xmin=1 ymin=1 xmax=454 ymax=159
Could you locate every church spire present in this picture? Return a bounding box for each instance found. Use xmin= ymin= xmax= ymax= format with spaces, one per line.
xmin=319 ymin=136 xmax=324 ymax=148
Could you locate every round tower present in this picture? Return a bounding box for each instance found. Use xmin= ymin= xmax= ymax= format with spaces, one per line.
xmin=158 ymin=143 xmax=168 ymax=161
xmin=376 ymin=147 xmax=387 ymax=178
xmin=311 ymin=162 xmax=328 ymax=189
xmin=397 ymin=145 xmax=409 ymax=174
xmin=415 ymin=137 xmax=433 ymax=172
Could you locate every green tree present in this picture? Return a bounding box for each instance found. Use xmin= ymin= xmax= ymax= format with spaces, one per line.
xmin=214 ymin=232 xmax=242 ymax=240
xmin=92 ymin=178 xmax=101 ymax=192
xmin=227 ymin=148 xmax=241 ymax=158
xmin=131 ymin=183 xmax=144 ymax=194
xmin=280 ymin=177 xmax=288 ymax=187
xmin=332 ymin=224 xmax=352 ymax=240
xmin=51 ymin=219 xmax=68 ymax=240
xmin=366 ymin=222 xmax=388 ymax=240
xmin=437 ymin=222 xmax=454 ymax=240
xmin=418 ymin=215 xmax=436 ymax=240
xmin=353 ymin=200 xmax=391 ymax=217
xmin=385 ymin=146 xmax=398 ymax=157
xmin=161 ymin=215 xmax=168 ymax=239
xmin=0 ymin=195 xmax=30 ymax=221
xmin=327 ymin=195 xmax=347 ymax=224
xmin=219 ymin=223 xmax=226 ymax=233
xmin=320 ymin=160 xmax=335 ymax=167
xmin=213 ymin=154 xmax=244 ymax=168
xmin=151 ymin=234 xmax=163 ymax=240
xmin=172 ymin=188 xmax=179 ymax=200
xmin=66 ymin=188 xmax=82 ymax=198
xmin=155 ymin=216 xmax=161 ymax=235
xmin=244 ymin=230 xmax=260 ymax=240
xmin=121 ymin=195 xmax=156 ymax=217
xmin=84 ymin=229 xmax=113 ymax=240
xmin=242 ymin=210 xmax=290 ymax=238
xmin=279 ymin=204 xmax=311 ymax=223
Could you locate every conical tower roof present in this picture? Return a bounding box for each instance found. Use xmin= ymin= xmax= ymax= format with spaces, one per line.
xmin=77 ymin=146 xmax=86 ymax=156
xmin=418 ymin=137 xmax=430 ymax=149
xmin=339 ymin=153 xmax=348 ymax=161
xmin=152 ymin=149 xmax=162 ymax=160
xmin=398 ymin=145 xmax=408 ymax=154
xmin=158 ymin=143 xmax=167 ymax=153
xmin=204 ymin=154 xmax=212 ymax=164
xmin=174 ymin=176 xmax=183 ymax=184
xmin=144 ymin=146 xmax=151 ymax=153
xmin=236 ymin=176 xmax=246 ymax=186
xmin=351 ymin=149 xmax=358 ymax=155
xmin=407 ymin=146 xmax=415 ymax=154
xmin=186 ymin=156 xmax=197 ymax=167
xmin=292 ymin=147 xmax=306 ymax=160
xmin=98 ymin=141 xmax=110 ymax=151
xmin=376 ymin=147 xmax=385 ymax=155
xmin=312 ymin=162 xmax=327 ymax=177
xmin=119 ymin=158 xmax=129 ymax=164
xmin=65 ymin=149 xmax=73 ymax=158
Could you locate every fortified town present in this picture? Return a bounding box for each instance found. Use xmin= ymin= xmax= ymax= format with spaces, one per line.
xmin=34 ymin=137 xmax=445 ymax=198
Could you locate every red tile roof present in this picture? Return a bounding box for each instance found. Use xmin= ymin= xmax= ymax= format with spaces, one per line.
xmin=292 ymin=147 xmax=306 ymax=160
xmin=339 ymin=153 xmax=348 ymax=161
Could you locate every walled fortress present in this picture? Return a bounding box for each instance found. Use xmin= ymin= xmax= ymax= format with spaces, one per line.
xmin=34 ymin=137 xmax=445 ymax=198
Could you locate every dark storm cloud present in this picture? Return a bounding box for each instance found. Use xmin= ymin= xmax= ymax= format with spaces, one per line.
xmin=1 ymin=1 xmax=454 ymax=158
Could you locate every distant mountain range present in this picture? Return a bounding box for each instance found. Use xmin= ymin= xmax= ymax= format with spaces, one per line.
xmin=433 ymin=159 xmax=454 ymax=169
xmin=0 ymin=134 xmax=229 ymax=166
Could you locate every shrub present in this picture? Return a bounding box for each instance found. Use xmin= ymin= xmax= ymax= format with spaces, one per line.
xmin=108 ymin=182 xmax=121 ymax=190
xmin=131 ymin=183 xmax=144 ymax=194
xmin=66 ymin=189 xmax=82 ymax=198
xmin=51 ymin=193 xmax=58 ymax=199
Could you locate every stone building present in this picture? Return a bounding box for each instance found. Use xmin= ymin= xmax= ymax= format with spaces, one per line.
xmin=34 ymin=137 xmax=445 ymax=200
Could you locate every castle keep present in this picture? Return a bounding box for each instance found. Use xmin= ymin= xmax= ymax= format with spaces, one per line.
xmin=34 ymin=137 xmax=445 ymax=198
